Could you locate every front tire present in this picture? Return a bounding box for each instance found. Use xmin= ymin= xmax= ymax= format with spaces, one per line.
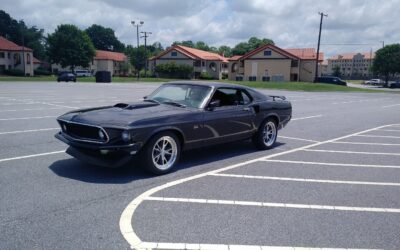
xmin=141 ymin=132 xmax=181 ymax=174
xmin=252 ymin=118 xmax=278 ymax=150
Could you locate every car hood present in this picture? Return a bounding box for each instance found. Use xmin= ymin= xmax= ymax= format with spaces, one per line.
xmin=58 ymin=101 xmax=192 ymax=128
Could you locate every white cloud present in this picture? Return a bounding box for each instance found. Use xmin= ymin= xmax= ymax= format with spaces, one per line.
xmin=1 ymin=0 xmax=399 ymax=58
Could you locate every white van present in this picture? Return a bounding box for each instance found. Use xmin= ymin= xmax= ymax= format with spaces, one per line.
xmin=74 ymin=70 xmax=92 ymax=77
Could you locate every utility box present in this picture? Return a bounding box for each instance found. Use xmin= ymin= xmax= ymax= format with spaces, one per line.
xmin=95 ymin=71 xmax=112 ymax=83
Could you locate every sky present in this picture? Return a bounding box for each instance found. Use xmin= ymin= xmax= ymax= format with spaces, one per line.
xmin=1 ymin=0 xmax=399 ymax=58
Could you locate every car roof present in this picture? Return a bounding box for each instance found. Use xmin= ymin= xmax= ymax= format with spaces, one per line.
xmin=165 ymin=81 xmax=250 ymax=90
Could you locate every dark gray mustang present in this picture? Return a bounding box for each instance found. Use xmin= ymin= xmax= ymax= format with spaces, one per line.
xmin=55 ymin=82 xmax=292 ymax=174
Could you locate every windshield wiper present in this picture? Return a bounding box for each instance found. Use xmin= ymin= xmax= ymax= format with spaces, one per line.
xmin=143 ymin=99 xmax=160 ymax=104
xmin=162 ymin=101 xmax=186 ymax=108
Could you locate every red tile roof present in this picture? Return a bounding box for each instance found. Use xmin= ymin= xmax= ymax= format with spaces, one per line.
xmin=329 ymin=52 xmax=375 ymax=60
xmin=285 ymin=48 xmax=324 ymax=61
xmin=239 ymin=44 xmax=300 ymax=60
xmin=95 ymin=50 xmax=127 ymax=62
xmin=151 ymin=45 xmax=229 ymax=63
xmin=33 ymin=57 xmax=41 ymax=64
xmin=228 ymin=55 xmax=242 ymax=61
xmin=0 ymin=36 xmax=32 ymax=51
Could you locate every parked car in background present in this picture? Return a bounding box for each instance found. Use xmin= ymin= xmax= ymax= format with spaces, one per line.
xmin=315 ymin=76 xmax=347 ymax=86
xmin=364 ymin=79 xmax=384 ymax=86
xmin=57 ymin=72 xmax=76 ymax=82
xmin=389 ymin=80 xmax=400 ymax=89
xmin=55 ymin=82 xmax=292 ymax=174
xmin=74 ymin=70 xmax=92 ymax=77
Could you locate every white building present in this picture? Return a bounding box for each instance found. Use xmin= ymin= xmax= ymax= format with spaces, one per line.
xmin=327 ymin=52 xmax=375 ymax=77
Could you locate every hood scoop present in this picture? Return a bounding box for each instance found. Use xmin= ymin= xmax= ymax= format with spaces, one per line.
xmin=113 ymin=102 xmax=159 ymax=110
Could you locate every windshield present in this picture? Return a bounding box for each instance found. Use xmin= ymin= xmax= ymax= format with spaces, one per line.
xmin=146 ymin=84 xmax=212 ymax=109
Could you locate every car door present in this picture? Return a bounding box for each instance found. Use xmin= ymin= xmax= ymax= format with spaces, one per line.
xmin=202 ymin=88 xmax=256 ymax=145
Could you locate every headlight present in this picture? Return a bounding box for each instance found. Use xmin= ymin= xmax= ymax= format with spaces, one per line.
xmin=121 ymin=130 xmax=131 ymax=142
xmin=98 ymin=130 xmax=106 ymax=140
xmin=62 ymin=124 xmax=67 ymax=131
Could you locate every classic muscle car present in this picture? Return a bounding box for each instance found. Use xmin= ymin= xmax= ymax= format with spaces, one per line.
xmin=55 ymin=82 xmax=292 ymax=174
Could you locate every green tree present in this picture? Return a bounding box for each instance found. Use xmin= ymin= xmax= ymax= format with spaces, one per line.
xmin=232 ymin=37 xmax=274 ymax=55
xmin=372 ymin=44 xmax=400 ymax=87
xmin=332 ymin=65 xmax=341 ymax=77
xmin=195 ymin=41 xmax=210 ymax=51
xmin=172 ymin=40 xmax=195 ymax=48
xmin=0 ymin=10 xmax=46 ymax=60
xmin=218 ymin=45 xmax=233 ymax=57
xmin=85 ymin=24 xmax=125 ymax=52
xmin=47 ymin=24 xmax=96 ymax=70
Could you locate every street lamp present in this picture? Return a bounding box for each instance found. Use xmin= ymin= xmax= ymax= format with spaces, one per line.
xmin=131 ymin=20 xmax=144 ymax=80
xmin=140 ymin=31 xmax=152 ymax=78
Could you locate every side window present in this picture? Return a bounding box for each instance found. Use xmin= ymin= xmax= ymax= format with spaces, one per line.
xmin=211 ymin=88 xmax=250 ymax=107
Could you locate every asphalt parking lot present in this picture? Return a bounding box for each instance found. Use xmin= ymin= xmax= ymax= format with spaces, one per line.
xmin=1 ymin=81 xmax=400 ymax=250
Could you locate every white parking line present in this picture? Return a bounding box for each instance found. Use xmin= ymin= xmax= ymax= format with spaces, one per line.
xmin=302 ymin=149 xmax=400 ymax=156
xmin=262 ymin=159 xmax=400 ymax=169
xmin=291 ymin=115 xmax=323 ymax=121
xmin=279 ymin=136 xmax=320 ymax=143
xmin=331 ymin=141 xmax=400 ymax=146
xmin=379 ymin=129 xmax=400 ymax=132
xmin=0 ymin=128 xmax=59 ymax=135
xmin=355 ymin=134 xmax=400 ymax=139
xmin=382 ymin=103 xmax=400 ymax=108
xmin=120 ymin=124 xmax=400 ymax=249
xmin=134 ymin=241 xmax=376 ymax=250
xmin=0 ymin=116 xmax=57 ymax=121
xmin=0 ymin=107 xmax=67 ymax=113
xmin=210 ymin=173 xmax=400 ymax=186
xmin=0 ymin=150 xmax=65 ymax=163
xmin=145 ymin=196 xmax=400 ymax=213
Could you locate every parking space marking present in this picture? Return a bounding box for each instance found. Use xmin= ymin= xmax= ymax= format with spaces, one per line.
xmin=262 ymin=159 xmax=400 ymax=169
xmin=291 ymin=115 xmax=323 ymax=121
xmin=379 ymin=129 xmax=400 ymax=132
xmin=279 ymin=136 xmax=320 ymax=143
xmin=135 ymin=241 xmax=376 ymax=250
xmin=302 ymin=149 xmax=400 ymax=156
xmin=382 ymin=103 xmax=400 ymax=108
xmin=0 ymin=150 xmax=65 ymax=163
xmin=145 ymin=196 xmax=400 ymax=213
xmin=355 ymin=134 xmax=400 ymax=139
xmin=0 ymin=128 xmax=59 ymax=135
xmin=210 ymin=173 xmax=400 ymax=186
xmin=331 ymin=141 xmax=400 ymax=146
xmin=0 ymin=115 xmax=57 ymax=121
xmin=121 ymin=124 xmax=399 ymax=249
xmin=0 ymin=107 xmax=67 ymax=113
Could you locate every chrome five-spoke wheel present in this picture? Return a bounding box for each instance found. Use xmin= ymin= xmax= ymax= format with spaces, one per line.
xmin=152 ymin=136 xmax=178 ymax=170
xmin=263 ymin=121 xmax=277 ymax=147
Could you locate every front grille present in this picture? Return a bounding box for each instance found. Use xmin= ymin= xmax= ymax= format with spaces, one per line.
xmin=59 ymin=120 xmax=108 ymax=143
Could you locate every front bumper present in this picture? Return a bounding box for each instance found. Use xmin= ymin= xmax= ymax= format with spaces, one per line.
xmin=55 ymin=132 xmax=142 ymax=168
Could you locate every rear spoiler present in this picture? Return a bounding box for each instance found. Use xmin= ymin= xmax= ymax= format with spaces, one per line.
xmin=269 ymin=95 xmax=286 ymax=101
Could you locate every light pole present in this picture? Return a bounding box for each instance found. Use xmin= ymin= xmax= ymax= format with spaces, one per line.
xmin=140 ymin=31 xmax=152 ymax=78
xmin=131 ymin=20 xmax=144 ymax=80
xmin=314 ymin=12 xmax=328 ymax=82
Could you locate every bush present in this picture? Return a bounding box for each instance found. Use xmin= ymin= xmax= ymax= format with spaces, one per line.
xmin=139 ymin=70 xmax=153 ymax=78
xmin=199 ymin=71 xmax=214 ymax=80
xmin=34 ymin=67 xmax=52 ymax=76
xmin=222 ymin=73 xmax=228 ymax=80
xmin=4 ymin=69 xmax=25 ymax=76
xmin=155 ymin=62 xmax=193 ymax=79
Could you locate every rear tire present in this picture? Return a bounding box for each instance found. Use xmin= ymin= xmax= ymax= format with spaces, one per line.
xmin=141 ymin=132 xmax=181 ymax=175
xmin=252 ymin=118 xmax=278 ymax=150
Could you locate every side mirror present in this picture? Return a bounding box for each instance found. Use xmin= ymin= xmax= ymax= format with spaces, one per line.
xmin=143 ymin=96 xmax=147 ymax=99
xmin=207 ymin=100 xmax=220 ymax=110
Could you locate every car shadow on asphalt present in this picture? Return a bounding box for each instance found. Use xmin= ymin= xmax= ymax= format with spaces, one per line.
xmin=48 ymin=140 xmax=285 ymax=184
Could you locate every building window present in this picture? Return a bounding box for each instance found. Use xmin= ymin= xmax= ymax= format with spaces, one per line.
xmin=27 ymin=53 xmax=31 ymax=64
xmin=8 ymin=52 xmax=10 ymax=58
xmin=201 ymin=61 xmax=205 ymax=67
xmin=264 ymin=50 xmax=272 ymax=56
xmin=194 ymin=60 xmax=201 ymax=67
xmin=231 ymin=63 xmax=238 ymax=73
xmin=291 ymin=60 xmax=298 ymax=67
xmin=0 ymin=52 xmax=4 ymax=58
xmin=209 ymin=62 xmax=217 ymax=72
xmin=171 ymin=51 xmax=178 ymax=57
